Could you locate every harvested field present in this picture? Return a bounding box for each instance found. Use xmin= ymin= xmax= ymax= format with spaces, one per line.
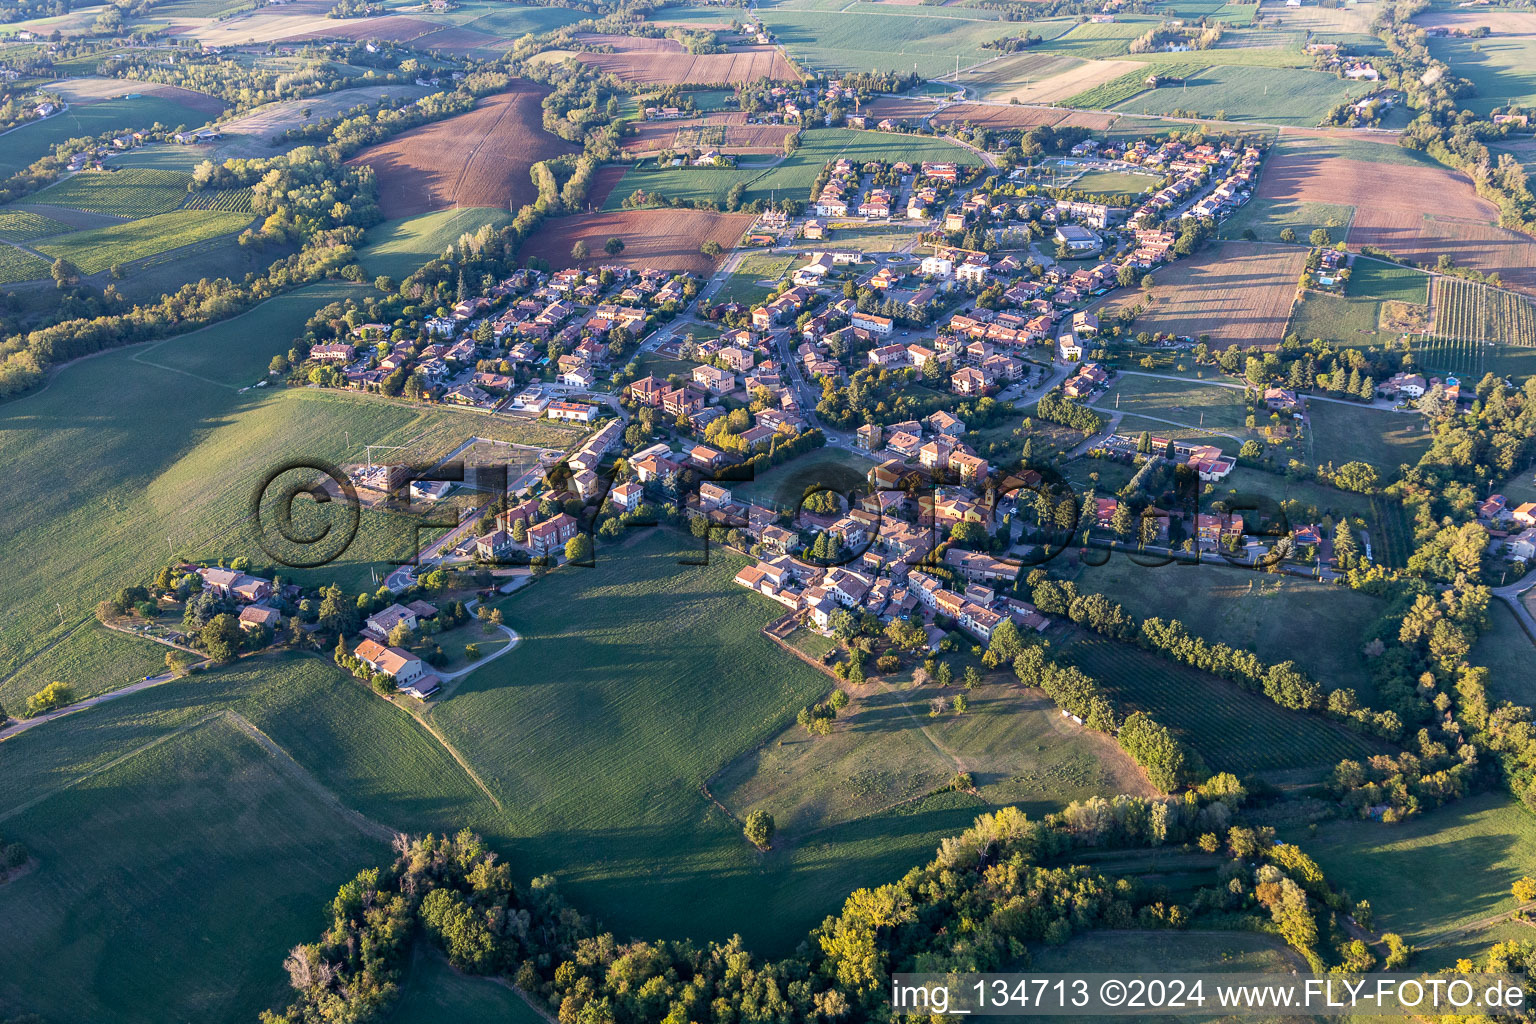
xmin=573 ymin=38 xmax=800 ymax=85
xmin=622 ymin=111 xmax=795 ymax=156
xmin=930 ymin=102 xmax=1067 ymax=130
xmin=586 ymin=164 xmax=629 ymax=209
xmin=408 ymin=26 xmax=516 ymax=52
xmin=1055 ymin=109 xmax=1120 ymax=130
xmin=1092 ymin=241 xmax=1304 ymax=348
xmin=214 ymin=84 xmax=430 ymax=155
xmin=292 ymin=14 xmax=438 ymax=41
xmin=347 ymin=84 xmax=577 ymax=220
xmin=518 ymin=209 xmax=754 ymax=277
xmin=861 ymin=96 xmax=939 ymax=123
xmin=1411 ymin=9 xmax=1536 ymax=34
xmin=575 ymin=32 xmax=685 ymax=51
xmin=1255 ymin=144 xmax=1536 ymax=293
xmin=52 ymin=76 xmax=226 ymax=114
xmin=964 ymin=55 xmax=1144 ymax=104
xmin=172 ymin=0 xmax=430 ymax=45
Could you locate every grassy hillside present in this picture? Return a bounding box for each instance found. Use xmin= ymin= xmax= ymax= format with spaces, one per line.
xmin=357 ymin=207 xmax=520 ymax=282
xmin=0 ymin=652 xmax=499 ymax=1024
xmin=0 ymin=317 xmax=581 ymax=681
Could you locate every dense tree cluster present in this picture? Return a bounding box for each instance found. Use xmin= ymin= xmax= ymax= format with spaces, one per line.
xmin=267 ymin=787 xmax=1375 ymax=1024
xmin=1034 ymin=390 xmax=1106 ymax=434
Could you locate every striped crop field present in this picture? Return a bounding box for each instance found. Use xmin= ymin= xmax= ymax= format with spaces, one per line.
xmin=180 ymin=187 xmax=255 ymax=213
xmin=1057 ymin=633 xmax=1388 ymax=778
xmin=0 ymin=209 xmax=73 ymax=242
xmin=1431 ymin=276 xmax=1536 ymax=347
xmin=31 ymin=168 xmax=194 ymax=218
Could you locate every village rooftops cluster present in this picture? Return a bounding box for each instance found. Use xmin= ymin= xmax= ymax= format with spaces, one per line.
xmin=303 ymin=265 xmax=695 ymax=415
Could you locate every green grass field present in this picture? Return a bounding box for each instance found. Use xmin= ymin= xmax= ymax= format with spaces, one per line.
xmin=1218 ymin=198 xmax=1354 ymax=244
xmin=1066 ymin=556 xmax=1385 ymax=703
xmin=1055 ymin=631 xmax=1386 ymax=779
xmin=1098 ymin=374 xmax=1266 ymax=448
xmin=1113 ymin=65 xmax=1365 ymax=124
xmin=357 ymin=207 xmax=518 ymax=282
xmin=0 ymin=704 xmax=393 ymax=1024
xmin=0 ymin=653 xmax=498 ymax=1023
xmin=713 ymin=251 xmax=797 ymax=304
xmin=715 ymin=665 xmax=1150 ymax=835
xmin=423 ymin=528 xmax=1003 ymax=951
xmin=1429 ymin=35 xmax=1536 ymax=117
xmin=0 ymin=622 xmax=169 ymax=711
xmin=1290 ymin=261 xmax=1432 ymax=345
xmin=728 ymin=444 xmax=877 ymax=508
xmin=35 ymin=209 xmax=252 ymax=275
xmin=31 ymin=167 xmax=194 ymax=218
xmin=1293 ymin=793 xmax=1536 ymax=948
xmin=1305 ymin=401 xmax=1432 ymax=472
xmin=755 ymin=1 xmax=1013 ymax=77
xmin=1027 ymin=928 xmax=1303 ymax=976
xmin=0 ymin=94 xmax=224 ymax=176
xmin=1471 ymin=601 xmax=1536 ymax=708
xmin=133 ymin=279 xmax=366 ymax=387
xmin=390 ymin=947 xmax=548 ymax=1024
xmin=0 ymin=243 xmax=50 ymax=283
xmin=604 ymin=129 xmax=982 ymax=211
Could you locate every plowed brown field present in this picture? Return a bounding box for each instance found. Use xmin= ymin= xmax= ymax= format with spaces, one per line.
xmin=1092 ymin=242 xmax=1304 ymax=348
xmin=347 ymin=84 xmax=578 ymax=220
xmin=571 ymin=36 xmax=799 ymax=85
xmin=519 ymin=209 xmax=754 ymax=276
xmin=621 ymin=111 xmax=795 ymax=156
xmin=931 ymin=103 xmax=1068 ymax=130
xmin=1256 ymin=147 xmax=1536 ymax=294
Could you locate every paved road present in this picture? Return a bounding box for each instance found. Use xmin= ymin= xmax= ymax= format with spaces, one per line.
xmin=0 ymin=669 xmax=182 ymax=742
xmin=1492 ymin=577 xmax=1536 ymax=643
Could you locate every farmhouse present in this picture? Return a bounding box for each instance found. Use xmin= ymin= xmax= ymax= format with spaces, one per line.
xmin=353 ymin=639 xmax=426 ymax=688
